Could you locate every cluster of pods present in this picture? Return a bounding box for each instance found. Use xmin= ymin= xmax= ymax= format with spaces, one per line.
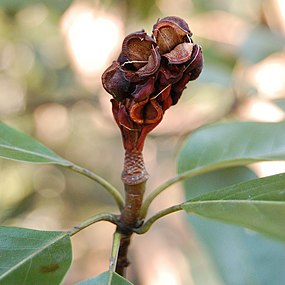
xmin=102 ymin=16 xmax=203 ymax=152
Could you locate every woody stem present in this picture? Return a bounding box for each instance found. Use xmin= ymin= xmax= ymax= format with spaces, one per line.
xmin=115 ymin=150 xmax=149 ymax=276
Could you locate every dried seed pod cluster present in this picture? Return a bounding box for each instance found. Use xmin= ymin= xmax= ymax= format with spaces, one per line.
xmin=102 ymin=16 xmax=203 ymax=152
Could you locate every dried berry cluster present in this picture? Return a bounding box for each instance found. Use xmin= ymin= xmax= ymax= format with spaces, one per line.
xmin=102 ymin=16 xmax=203 ymax=152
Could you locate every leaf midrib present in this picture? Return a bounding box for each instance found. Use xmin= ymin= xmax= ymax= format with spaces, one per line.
xmin=0 ymin=232 xmax=68 ymax=279
xmin=0 ymin=144 xmax=69 ymax=165
xmin=184 ymin=199 xmax=285 ymax=207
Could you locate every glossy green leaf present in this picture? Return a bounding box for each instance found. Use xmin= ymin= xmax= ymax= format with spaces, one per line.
xmin=184 ymin=167 xmax=257 ymax=199
xmin=0 ymin=123 xmax=72 ymax=166
xmin=0 ymin=123 xmax=124 ymax=209
xmin=178 ymin=121 xmax=285 ymax=176
xmin=184 ymin=167 xmax=285 ymax=285
xmin=0 ymin=227 xmax=72 ymax=285
xmin=182 ymin=173 xmax=285 ymax=241
xmin=77 ymin=271 xmax=133 ymax=285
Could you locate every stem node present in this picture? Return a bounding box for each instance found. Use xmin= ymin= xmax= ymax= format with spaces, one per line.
xmin=115 ymin=150 xmax=148 ymax=276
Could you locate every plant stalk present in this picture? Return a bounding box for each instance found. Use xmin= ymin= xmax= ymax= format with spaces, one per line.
xmin=135 ymin=204 xmax=183 ymax=234
xmin=115 ymin=150 xmax=148 ymax=276
xmin=68 ymin=164 xmax=124 ymax=210
xmin=108 ymin=232 xmax=121 ymax=284
xmin=68 ymin=212 xmax=118 ymax=236
xmin=140 ymin=164 xmax=225 ymax=219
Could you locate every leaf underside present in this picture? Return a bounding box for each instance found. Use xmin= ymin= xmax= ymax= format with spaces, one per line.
xmin=177 ymin=121 xmax=285 ymax=241
xmin=182 ymin=173 xmax=285 ymax=241
xmin=184 ymin=167 xmax=285 ymax=285
xmin=178 ymin=121 xmax=285 ymax=174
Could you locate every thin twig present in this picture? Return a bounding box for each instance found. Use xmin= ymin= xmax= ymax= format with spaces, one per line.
xmin=68 ymin=212 xmax=119 ymax=236
xmin=135 ymin=204 xmax=183 ymax=234
xmin=108 ymin=232 xmax=122 ymax=284
xmin=140 ymin=164 xmax=224 ymax=219
xmin=67 ymin=164 xmax=124 ymax=210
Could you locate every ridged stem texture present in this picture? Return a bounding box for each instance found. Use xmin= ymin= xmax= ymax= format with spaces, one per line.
xmin=115 ymin=151 xmax=148 ymax=276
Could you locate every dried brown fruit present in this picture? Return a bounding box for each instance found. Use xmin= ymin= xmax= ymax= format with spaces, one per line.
xmin=102 ymin=16 xmax=203 ymax=152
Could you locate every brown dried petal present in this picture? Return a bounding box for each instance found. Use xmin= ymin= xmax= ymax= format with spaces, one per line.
xmin=121 ymin=69 xmax=143 ymax=83
xmin=121 ymin=47 xmax=160 ymax=82
xmin=117 ymin=52 xmax=128 ymax=65
xmin=144 ymin=100 xmax=163 ymax=124
xmin=129 ymin=78 xmax=154 ymax=124
xmin=161 ymin=93 xmax=173 ymax=111
xmin=132 ymin=78 xmax=155 ymax=102
xmin=153 ymin=16 xmax=192 ymax=54
xmin=184 ymin=45 xmax=203 ymax=80
xmin=163 ymin=43 xmax=193 ymax=64
xmin=156 ymin=85 xmax=172 ymax=111
xmin=189 ymin=63 xmax=203 ymax=80
xmin=122 ymin=31 xmax=156 ymax=65
xmin=130 ymin=100 xmax=147 ymax=124
xmin=130 ymin=97 xmax=163 ymax=125
xmin=137 ymin=121 xmax=161 ymax=151
xmin=160 ymin=16 xmax=192 ymax=35
xmin=158 ymin=64 xmax=183 ymax=86
xmin=102 ymin=62 xmax=130 ymax=101
xmin=136 ymin=46 xmax=160 ymax=77
xmin=117 ymin=103 xmax=135 ymax=130
xmin=129 ymin=78 xmax=155 ymax=124
xmin=111 ymin=99 xmax=120 ymax=126
xmin=170 ymin=73 xmax=191 ymax=105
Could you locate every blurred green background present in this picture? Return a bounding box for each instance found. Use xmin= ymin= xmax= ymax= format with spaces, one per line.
xmin=1 ymin=0 xmax=285 ymax=284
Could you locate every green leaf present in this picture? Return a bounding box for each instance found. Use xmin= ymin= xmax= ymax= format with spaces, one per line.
xmin=184 ymin=167 xmax=257 ymax=199
xmin=178 ymin=121 xmax=285 ymax=176
xmin=182 ymin=173 xmax=285 ymax=241
xmin=184 ymin=167 xmax=285 ymax=285
xmin=0 ymin=227 xmax=72 ymax=285
xmin=77 ymin=271 xmax=133 ymax=285
xmin=190 ymin=218 xmax=285 ymax=285
xmin=0 ymin=123 xmax=72 ymax=166
xmin=0 ymin=123 xmax=124 ymax=209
